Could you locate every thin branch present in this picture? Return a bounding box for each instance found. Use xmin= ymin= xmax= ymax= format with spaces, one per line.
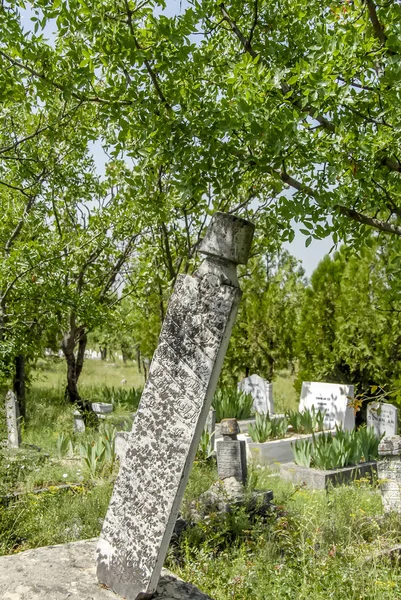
xmin=248 ymin=0 xmax=258 ymax=47
xmin=123 ymin=0 xmax=171 ymax=108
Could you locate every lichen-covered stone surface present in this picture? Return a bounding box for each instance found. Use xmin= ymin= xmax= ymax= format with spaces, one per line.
xmin=97 ymin=274 xmax=241 ymax=599
xmin=378 ymin=436 xmax=401 ymax=513
xmin=5 ymin=389 xmax=21 ymax=448
xmin=216 ymin=439 xmax=247 ymax=483
xmin=0 ymin=539 xmax=213 ymax=600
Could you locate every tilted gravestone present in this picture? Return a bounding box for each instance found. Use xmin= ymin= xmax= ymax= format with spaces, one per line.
xmin=238 ymin=374 xmax=274 ymax=414
xmin=5 ymin=390 xmax=21 ymax=449
xmin=97 ymin=212 xmax=254 ymax=600
xmin=367 ymin=402 xmax=398 ymax=439
xmin=299 ymin=382 xmax=355 ymax=431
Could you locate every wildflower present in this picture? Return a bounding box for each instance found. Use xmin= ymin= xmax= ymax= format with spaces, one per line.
xmin=63 ymin=473 xmax=68 ymax=478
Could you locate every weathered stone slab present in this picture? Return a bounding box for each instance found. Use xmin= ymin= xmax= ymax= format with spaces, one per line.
xmin=367 ymin=402 xmax=398 ymax=439
xmin=238 ymin=374 xmax=273 ymax=414
xmin=299 ymin=382 xmax=355 ymax=431
xmin=216 ymin=418 xmax=247 ymax=484
xmin=0 ymin=539 xmax=213 ymax=600
xmin=5 ymin=390 xmax=21 ymax=448
xmin=216 ymin=439 xmax=247 ymax=483
xmin=378 ymin=436 xmax=401 ymax=513
xmin=97 ymin=213 xmax=254 ymax=600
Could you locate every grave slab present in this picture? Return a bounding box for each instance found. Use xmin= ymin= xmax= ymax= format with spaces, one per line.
xmin=367 ymin=402 xmax=398 ymax=439
xmin=0 ymin=539 xmax=213 ymax=600
xmin=97 ymin=213 xmax=254 ymax=599
xmin=279 ymin=461 xmax=377 ymax=490
xmin=299 ymin=382 xmax=355 ymax=431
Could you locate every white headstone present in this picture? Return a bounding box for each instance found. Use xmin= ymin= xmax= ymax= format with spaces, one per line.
xmin=5 ymin=390 xmax=21 ymax=448
xmin=238 ymin=374 xmax=274 ymax=414
xmin=73 ymin=410 xmax=86 ymax=433
xmin=96 ymin=212 xmax=254 ymax=600
xmin=92 ymin=402 xmax=113 ymax=414
xmin=299 ymin=382 xmax=355 ymax=431
xmin=367 ymin=402 xmax=398 ymax=439
xmin=204 ymin=408 xmax=216 ymax=452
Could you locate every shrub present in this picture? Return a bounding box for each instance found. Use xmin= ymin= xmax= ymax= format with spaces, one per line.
xmin=248 ymin=413 xmax=288 ymax=443
xmin=292 ymin=426 xmax=381 ymax=470
xmin=286 ymin=407 xmax=325 ymax=434
xmin=212 ymin=388 xmax=253 ymax=423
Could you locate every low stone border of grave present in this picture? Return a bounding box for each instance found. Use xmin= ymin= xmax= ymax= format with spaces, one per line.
xmin=243 ymin=430 xmax=335 ymax=468
xmin=279 ymin=460 xmax=377 ymax=490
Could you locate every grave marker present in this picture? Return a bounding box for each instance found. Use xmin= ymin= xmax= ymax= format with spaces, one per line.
xmin=378 ymin=436 xmax=401 ymax=513
xmin=238 ymin=374 xmax=273 ymax=414
xmin=367 ymin=402 xmax=398 ymax=438
xmin=97 ymin=212 xmax=254 ymax=600
xmin=5 ymin=390 xmax=21 ymax=449
xmin=299 ymin=382 xmax=355 ymax=430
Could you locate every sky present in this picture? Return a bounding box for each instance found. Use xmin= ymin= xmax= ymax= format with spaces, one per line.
xmin=20 ymin=0 xmax=334 ymax=277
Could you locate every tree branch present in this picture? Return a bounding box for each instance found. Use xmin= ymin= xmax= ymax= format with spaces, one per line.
xmin=335 ymin=205 xmax=401 ymax=236
xmin=366 ymin=0 xmax=387 ymax=46
xmin=123 ymin=0 xmax=171 ymax=108
xmin=279 ymin=169 xmax=401 ymax=237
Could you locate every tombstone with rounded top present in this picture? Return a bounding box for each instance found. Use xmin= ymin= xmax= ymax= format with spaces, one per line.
xmin=367 ymin=402 xmax=398 ymax=439
xmin=238 ymin=374 xmax=274 ymax=415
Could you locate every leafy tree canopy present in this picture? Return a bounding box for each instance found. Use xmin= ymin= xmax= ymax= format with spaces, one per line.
xmin=2 ymin=0 xmax=401 ymax=246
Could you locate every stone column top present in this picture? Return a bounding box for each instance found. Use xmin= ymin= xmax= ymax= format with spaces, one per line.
xmin=198 ymin=213 xmax=255 ymax=265
xmin=379 ymin=435 xmax=401 ymax=456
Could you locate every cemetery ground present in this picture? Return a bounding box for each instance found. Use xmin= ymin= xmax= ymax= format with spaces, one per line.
xmin=1 ymin=362 xmax=401 ymax=598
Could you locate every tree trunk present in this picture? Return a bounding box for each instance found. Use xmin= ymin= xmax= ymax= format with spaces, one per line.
xmin=136 ymin=346 xmax=141 ymax=373
xmin=100 ymin=346 xmax=107 ymax=360
xmin=13 ymin=355 xmax=26 ymax=419
xmin=61 ymin=325 xmax=92 ymax=418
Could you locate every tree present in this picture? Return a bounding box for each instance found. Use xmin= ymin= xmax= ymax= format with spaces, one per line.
xmin=223 ymin=249 xmax=305 ymax=383
xmin=3 ymin=0 xmax=401 ymax=248
xmin=297 ymin=243 xmax=401 ymax=393
xmin=0 ymin=91 xmax=99 ymax=414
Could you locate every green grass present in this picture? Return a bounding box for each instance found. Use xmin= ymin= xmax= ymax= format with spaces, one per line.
xmin=273 ymin=370 xmax=298 ymax=413
xmin=32 ymin=356 xmax=145 ymax=391
xmin=171 ymin=471 xmax=401 ymax=600
xmin=2 ymin=363 xmax=401 ymax=598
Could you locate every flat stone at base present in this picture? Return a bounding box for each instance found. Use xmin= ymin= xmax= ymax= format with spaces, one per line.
xmin=0 ymin=539 xmax=213 ymax=600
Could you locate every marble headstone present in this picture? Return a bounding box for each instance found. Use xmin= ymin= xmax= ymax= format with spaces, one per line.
xmin=5 ymin=390 xmax=21 ymax=448
xmin=367 ymin=402 xmax=398 ymax=439
xmin=97 ymin=212 xmax=254 ymax=600
xmin=238 ymin=374 xmax=273 ymax=414
xmin=299 ymin=382 xmax=355 ymax=431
